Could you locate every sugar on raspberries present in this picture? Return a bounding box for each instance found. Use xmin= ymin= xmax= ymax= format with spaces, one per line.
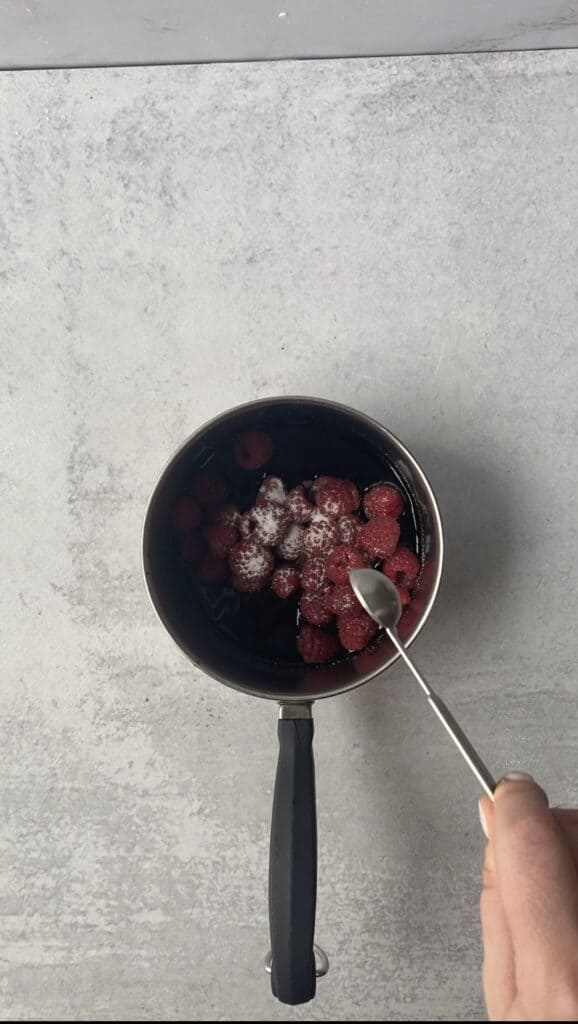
xmin=179 ymin=460 xmax=418 ymax=662
xmin=247 ymin=501 xmax=289 ymax=546
xmin=299 ymin=591 xmax=333 ymax=627
xmin=315 ymin=478 xmax=360 ymax=519
xmin=308 ymin=476 xmax=332 ymax=498
xmin=276 ymin=522 xmax=304 ymax=561
xmin=358 ymin=515 xmax=400 ymax=559
xmin=231 ymin=571 xmax=269 ymax=592
xmin=234 ymin=430 xmax=274 ymax=470
xmin=285 ymin=485 xmax=315 ymax=524
xmin=257 ymin=475 xmax=286 ymax=506
xmin=300 ymin=558 xmax=328 ymax=593
xmin=239 ymin=512 xmax=252 ymax=539
xmin=363 ymin=484 xmax=404 ymax=520
xmin=302 ymin=514 xmax=339 ymax=557
xmin=325 ymin=582 xmax=362 ymax=616
xmin=229 ymin=537 xmax=273 ymax=590
xmin=337 ymin=610 xmax=378 ymax=651
xmin=296 ymin=624 xmax=340 ymax=664
xmin=326 ymin=543 xmax=367 ymax=585
xmin=271 ymin=565 xmax=300 ymax=599
xmin=212 ymin=504 xmax=241 ymax=529
xmin=338 ymin=514 xmax=360 ymax=544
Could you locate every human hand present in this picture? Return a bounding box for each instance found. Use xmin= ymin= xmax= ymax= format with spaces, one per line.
xmin=480 ymin=774 xmax=578 ymax=1021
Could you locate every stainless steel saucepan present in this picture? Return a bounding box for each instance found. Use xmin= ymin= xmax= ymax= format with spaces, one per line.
xmin=142 ymin=396 xmax=443 ymax=1005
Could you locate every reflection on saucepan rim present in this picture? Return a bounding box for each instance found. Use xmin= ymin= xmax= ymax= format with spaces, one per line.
xmin=142 ymin=397 xmax=443 ymax=1007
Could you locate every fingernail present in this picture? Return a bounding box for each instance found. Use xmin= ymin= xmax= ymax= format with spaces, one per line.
xmin=501 ymin=771 xmax=534 ymax=783
xmin=478 ymin=799 xmax=489 ymax=838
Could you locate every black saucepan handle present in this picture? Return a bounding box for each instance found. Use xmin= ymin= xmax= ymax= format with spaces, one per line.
xmin=268 ymin=707 xmax=317 ymax=1005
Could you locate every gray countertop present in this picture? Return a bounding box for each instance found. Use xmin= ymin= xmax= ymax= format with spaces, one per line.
xmin=1 ymin=51 xmax=577 ymax=1022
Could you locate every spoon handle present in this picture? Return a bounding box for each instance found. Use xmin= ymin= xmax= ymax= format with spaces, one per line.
xmin=426 ymin=691 xmax=496 ymax=799
xmin=386 ymin=628 xmax=496 ymax=799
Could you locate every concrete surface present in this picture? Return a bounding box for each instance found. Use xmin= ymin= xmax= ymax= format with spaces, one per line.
xmin=1 ymin=51 xmax=578 ymax=1021
xmin=3 ymin=0 xmax=578 ymax=69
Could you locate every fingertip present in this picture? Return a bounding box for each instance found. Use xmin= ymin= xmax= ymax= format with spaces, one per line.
xmin=494 ymin=772 xmax=548 ymax=807
xmin=501 ymin=771 xmax=535 ymax=784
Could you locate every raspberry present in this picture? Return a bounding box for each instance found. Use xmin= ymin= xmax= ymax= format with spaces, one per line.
xmin=229 ymin=538 xmax=274 ymax=589
xmin=234 ymin=430 xmax=273 ymax=470
xmin=396 ymin=585 xmax=411 ymax=608
xmin=300 ymin=558 xmax=328 ymax=593
xmin=337 ymin=611 xmax=378 ymax=651
xmin=382 ymin=547 xmax=421 ymax=588
xmin=271 ymin=565 xmax=300 ymax=599
xmin=297 ymin=624 xmax=340 ymax=664
xmin=315 ymin=478 xmax=360 ymax=518
xmin=302 ymin=515 xmax=339 ymax=557
xmin=325 ymin=582 xmax=361 ymax=616
xmin=193 ymin=473 xmax=228 ymax=508
xmin=358 ymin=516 xmax=400 ymax=559
xmin=198 ymin=554 xmax=228 ymax=584
xmin=326 ymin=543 xmax=367 ymax=585
xmin=338 ymin=514 xmax=361 ymax=544
xmin=211 ymin=504 xmax=241 ymax=529
xmin=363 ymin=484 xmax=404 ymax=520
xmin=257 ymin=475 xmax=286 ymax=506
xmin=276 ymin=522 xmax=304 ymax=561
xmin=204 ymin=523 xmax=238 ymax=559
xmin=342 ymin=479 xmax=362 ymax=511
xmin=171 ymin=497 xmax=202 ymax=532
xmin=285 ymin=485 xmax=315 ymax=524
xmin=310 ymin=507 xmax=330 ymax=523
xmin=248 ymin=501 xmax=289 ymax=546
xmin=300 ymin=592 xmax=333 ymax=627
xmin=182 ymin=532 xmax=205 ymax=562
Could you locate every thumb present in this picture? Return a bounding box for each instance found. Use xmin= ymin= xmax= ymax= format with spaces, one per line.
xmin=493 ymin=774 xmax=578 ymax=993
xmin=479 ymin=795 xmax=515 ymax=1020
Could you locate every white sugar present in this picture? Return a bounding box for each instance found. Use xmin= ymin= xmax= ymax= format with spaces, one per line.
xmin=257 ymin=475 xmax=287 ymax=505
xmin=276 ymin=523 xmax=303 ymax=560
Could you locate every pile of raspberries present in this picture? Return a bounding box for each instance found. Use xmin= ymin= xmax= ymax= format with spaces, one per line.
xmin=172 ymin=429 xmax=420 ymax=663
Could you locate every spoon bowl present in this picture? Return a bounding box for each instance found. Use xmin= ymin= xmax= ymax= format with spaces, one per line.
xmin=349 ymin=568 xmax=497 ymax=799
xmin=350 ymin=568 xmax=402 ymax=629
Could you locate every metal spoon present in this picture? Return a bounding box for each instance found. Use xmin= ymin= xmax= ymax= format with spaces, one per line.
xmin=349 ymin=569 xmax=496 ymax=799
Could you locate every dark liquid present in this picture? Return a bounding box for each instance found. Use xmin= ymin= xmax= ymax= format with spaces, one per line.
xmin=181 ymin=419 xmax=421 ymax=667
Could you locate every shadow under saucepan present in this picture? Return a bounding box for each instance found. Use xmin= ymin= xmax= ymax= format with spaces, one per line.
xmin=412 ymin=440 xmax=518 ymax=648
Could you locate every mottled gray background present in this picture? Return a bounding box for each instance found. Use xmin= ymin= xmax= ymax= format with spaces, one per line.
xmin=1 ymin=51 xmax=578 ymax=1021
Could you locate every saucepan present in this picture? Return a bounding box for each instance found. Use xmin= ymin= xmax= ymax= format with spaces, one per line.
xmin=142 ymin=396 xmax=443 ymax=1005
